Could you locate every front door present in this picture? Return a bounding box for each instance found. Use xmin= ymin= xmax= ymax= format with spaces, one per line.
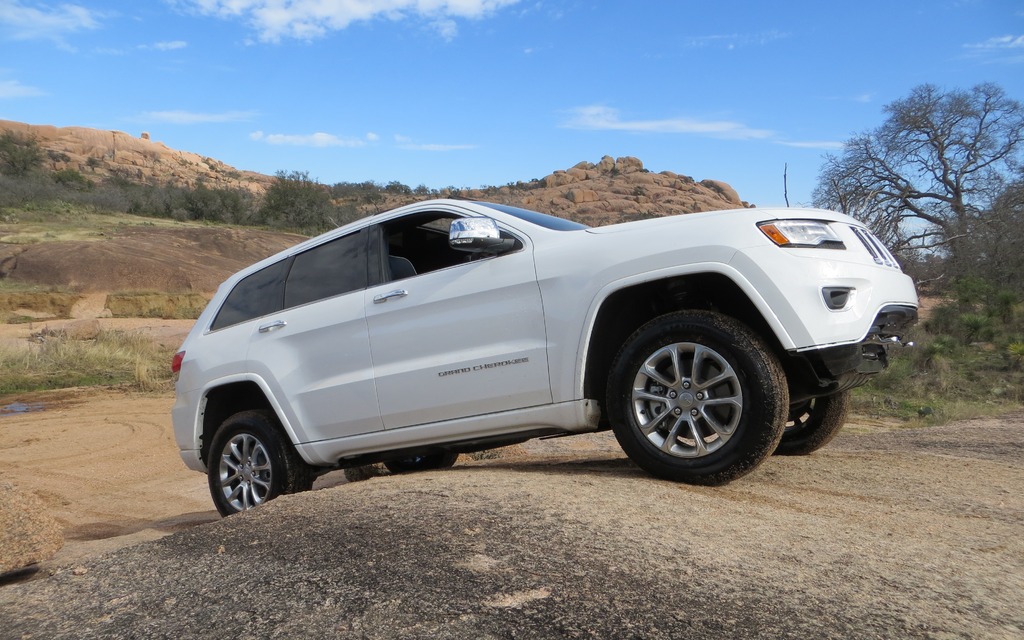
xmin=365 ymin=213 xmax=551 ymax=429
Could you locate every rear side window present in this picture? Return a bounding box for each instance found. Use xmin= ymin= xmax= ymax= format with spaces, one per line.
xmin=211 ymin=259 xmax=289 ymax=331
xmin=284 ymin=230 xmax=368 ymax=308
xmin=210 ymin=230 xmax=369 ymax=331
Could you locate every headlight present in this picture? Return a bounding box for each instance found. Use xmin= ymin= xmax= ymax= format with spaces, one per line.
xmin=757 ymin=220 xmax=845 ymax=249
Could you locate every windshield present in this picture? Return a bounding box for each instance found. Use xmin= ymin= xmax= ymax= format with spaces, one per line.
xmin=476 ymin=202 xmax=590 ymax=231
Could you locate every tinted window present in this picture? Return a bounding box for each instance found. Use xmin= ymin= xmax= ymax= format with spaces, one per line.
xmin=382 ymin=213 xmax=523 ymax=280
xmin=285 ymin=230 xmax=367 ymax=308
xmin=211 ymin=259 xmax=289 ymax=331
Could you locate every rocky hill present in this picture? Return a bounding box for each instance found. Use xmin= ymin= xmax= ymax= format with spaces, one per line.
xmin=466 ymin=155 xmax=750 ymax=226
xmin=0 ymin=119 xmax=273 ymax=193
xmin=1 ymin=120 xmax=751 ymax=226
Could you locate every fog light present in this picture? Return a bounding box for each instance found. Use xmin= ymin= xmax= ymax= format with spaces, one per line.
xmin=822 ymin=287 xmax=852 ymax=310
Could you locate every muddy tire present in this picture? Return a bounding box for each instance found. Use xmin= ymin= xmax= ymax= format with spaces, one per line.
xmin=207 ymin=410 xmax=315 ymax=517
xmin=606 ymin=311 xmax=788 ymax=485
xmin=774 ymin=391 xmax=851 ymax=456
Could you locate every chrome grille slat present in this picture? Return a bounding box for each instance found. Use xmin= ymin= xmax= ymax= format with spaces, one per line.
xmin=850 ymin=226 xmax=899 ymax=269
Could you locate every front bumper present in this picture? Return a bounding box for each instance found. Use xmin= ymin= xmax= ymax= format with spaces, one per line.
xmin=786 ymin=304 xmax=918 ymax=402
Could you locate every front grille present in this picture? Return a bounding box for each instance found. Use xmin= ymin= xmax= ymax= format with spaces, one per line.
xmin=849 ymin=226 xmax=900 ymax=269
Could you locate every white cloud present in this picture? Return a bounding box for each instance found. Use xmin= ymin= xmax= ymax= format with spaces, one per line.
xmin=148 ymin=40 xmax=188 ymax=51
xmin=683 ymin=30 xmax=789 ymax=49
xmin=0 ymin=78 xmax=44 ymax=98
xmin=776 ymin=140 xmax=844 ymax=150
xmin=393 ymin=133 xmax=475 ymax=151
xmin=562 ymin=105 xmax=773 ymax=140
xmin=964 ymin=34 xmax=1024 ymax=50
xmin=432 ymin=18 xmax=457 ymax=40
xmin=0 ymin=0 xmax=100 ymax=45
xmin=962 ymin=34 xmax=1024 ymax=63
xmin=821 ymin=92 xmax=875 ymax=104
xmin=250 ymin=130 xmax=368 ymax=147
xmin=178 ymin=0 xmax=520 ymax=42
xmin=143 ymin=110 xmax=257 ymax=124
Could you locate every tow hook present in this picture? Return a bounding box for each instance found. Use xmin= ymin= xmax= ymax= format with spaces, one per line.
xmin=863 ymin=335 xmax=914 ymax=348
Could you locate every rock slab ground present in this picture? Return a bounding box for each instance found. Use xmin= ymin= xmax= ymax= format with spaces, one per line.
xmin=0 ymin=396 xmax=1021 ymax=639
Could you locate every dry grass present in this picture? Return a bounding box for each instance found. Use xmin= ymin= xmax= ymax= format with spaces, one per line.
xmin=106 ymin=292 xmax=208 ymax=319
xmin=0 ymin=329 xmax=175 ymax=394
xmin=0 ymin=204 xmax=200 ymax=245
xmin=0 ymin=291 xmax=81 ymax=319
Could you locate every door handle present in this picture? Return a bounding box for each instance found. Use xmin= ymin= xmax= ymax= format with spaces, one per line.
xmin=373 ymin=289 xmax=409 ymax=304
xmin=258 ymin=320 xmax=287 ymax=333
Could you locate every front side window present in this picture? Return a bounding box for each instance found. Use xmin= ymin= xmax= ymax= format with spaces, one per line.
xmin=381 ymin=213 xmax=522 ymax=282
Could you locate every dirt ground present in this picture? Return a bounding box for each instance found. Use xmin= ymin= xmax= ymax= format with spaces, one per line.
xmin=0 ymin=383 xmax=372 ymax=567
xmin=0 ymin=390 xmax=1021 ymax=637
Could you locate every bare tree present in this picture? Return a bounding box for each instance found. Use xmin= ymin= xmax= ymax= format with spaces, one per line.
xmin=967 ymin=179 xmax=1024 ymax=291
xmin=813 ymin=83 xmax=1024 ymax=270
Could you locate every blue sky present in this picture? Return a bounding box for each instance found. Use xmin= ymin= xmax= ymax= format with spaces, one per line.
xmin=1 ymin=1 xmax=1022 ymax=207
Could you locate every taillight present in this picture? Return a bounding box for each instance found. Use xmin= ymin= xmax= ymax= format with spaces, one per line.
xmin=171 ymin=351 xmax=185 ymax=374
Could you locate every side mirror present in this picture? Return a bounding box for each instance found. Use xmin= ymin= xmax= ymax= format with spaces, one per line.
xmin=449 ymin=218 xmax=514 ymax=254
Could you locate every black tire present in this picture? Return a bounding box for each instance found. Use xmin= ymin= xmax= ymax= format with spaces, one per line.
xmin=606 ymin=310 xmax=788 ymax=486
xmin=774 ymin=391 xmax=851 ymax=456
xmin=384 ymin=452 xmax=459 ymax=474
xmin=207 ymin=410 xmax=315 ymax=517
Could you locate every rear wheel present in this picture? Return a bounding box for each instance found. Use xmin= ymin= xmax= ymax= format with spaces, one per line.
xmin=207 ymin=410 xmax=314 ymax=517
xmin=606 ymin=311 xmax=788 ymax=485
xmin=384 ymin=452 xmax=459 ymax=474
xmin=774 ymin=391 xmax=851 ymax=456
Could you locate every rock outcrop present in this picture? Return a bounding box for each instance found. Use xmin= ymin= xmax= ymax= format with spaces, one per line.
xmin=461 ymin=155 xmax=751 ymax=226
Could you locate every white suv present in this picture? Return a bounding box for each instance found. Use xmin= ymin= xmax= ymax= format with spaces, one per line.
xmin=172 ymin=200 xmax=918 ymax=516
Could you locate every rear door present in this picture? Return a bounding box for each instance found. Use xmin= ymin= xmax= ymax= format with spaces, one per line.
xmin=246 ymin=229 xmax=383 ymax=443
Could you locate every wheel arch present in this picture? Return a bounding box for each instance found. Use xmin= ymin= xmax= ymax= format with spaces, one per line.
xmin=199 ymin=378 xmax=289 ymax=468
xmin=581 ymin=271 xmax=789 ymax=425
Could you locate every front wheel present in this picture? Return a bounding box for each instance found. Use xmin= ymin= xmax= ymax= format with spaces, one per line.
xmin=606 ymin=311 xmax=788 ymax=485
xmin=774 ymin=391 xmax=851 ymax=456
xmin=207 ymin=410 xmax=314 ymax=517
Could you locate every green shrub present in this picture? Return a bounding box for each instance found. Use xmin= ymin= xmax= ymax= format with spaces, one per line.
xmin=959 ymin=313 xmax=994 ymax=343
xmin=53 ymin=168 xmax=93 ymax=190
xmin=1009 ymin=342 xmax=1024 ymax=370
xmin=0 ymin=131 xmax=43 ymax=176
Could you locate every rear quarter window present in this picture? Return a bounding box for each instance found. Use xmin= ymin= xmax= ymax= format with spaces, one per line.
xmin=211 ymin=259 xmax=289 ymax=331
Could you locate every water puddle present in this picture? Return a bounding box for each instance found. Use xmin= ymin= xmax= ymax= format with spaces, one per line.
xmin=0 ymin=402 xmax=46 ymax=416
